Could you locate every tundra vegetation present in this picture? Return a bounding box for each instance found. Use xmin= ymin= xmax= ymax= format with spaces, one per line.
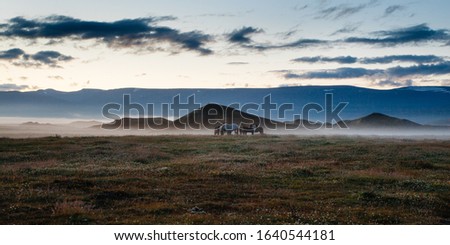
xmin=0 ymin=135 xmax=448 ymax=224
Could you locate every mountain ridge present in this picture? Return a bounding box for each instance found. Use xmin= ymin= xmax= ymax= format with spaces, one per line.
xmin=336 ymin=112 xmax=422 ymax=128
xmin=1 ymin=85 xmax=449 ymax=125
xmin=100 ymin=103 xmax=440 ymax=130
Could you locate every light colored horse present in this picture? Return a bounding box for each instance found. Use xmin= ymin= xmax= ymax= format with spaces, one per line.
xmin=219 ymin=123 xmax=239 ymax=135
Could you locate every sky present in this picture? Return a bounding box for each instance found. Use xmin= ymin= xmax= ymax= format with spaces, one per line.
xmin=0 ymin=0 xmax=449 ymax=91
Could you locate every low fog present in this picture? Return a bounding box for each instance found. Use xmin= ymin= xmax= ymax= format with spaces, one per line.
xmin=1 ymin=117 xmax=450 ymax=140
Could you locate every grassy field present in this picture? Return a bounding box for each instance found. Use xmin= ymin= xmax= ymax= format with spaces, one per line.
xmin=0 ymin=135 xmax=449 ymax=224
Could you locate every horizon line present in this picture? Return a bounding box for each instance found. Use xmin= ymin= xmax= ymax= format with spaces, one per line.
xmin=2 ymin=85 xmax=449 ymax=93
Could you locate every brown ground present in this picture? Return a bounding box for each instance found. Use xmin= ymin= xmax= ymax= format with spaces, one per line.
xmin=0 ymin=135 xmax=449 ymax=224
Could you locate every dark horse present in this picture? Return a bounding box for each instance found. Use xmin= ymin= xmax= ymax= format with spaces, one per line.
xmin=214 ymin=123 xmax=239 ymax=135
xmin=239 ymin=124 xmax=264 ymax=135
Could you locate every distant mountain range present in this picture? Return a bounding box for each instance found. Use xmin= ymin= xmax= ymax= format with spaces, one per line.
xmin=1 ymin=86 xmax=449 ymax=125
xmin=101 ymin=103 xmax=445 ymax=130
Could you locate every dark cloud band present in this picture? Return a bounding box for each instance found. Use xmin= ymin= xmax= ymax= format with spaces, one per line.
xmin=279 ymin=61 xmax=450 ymax=80
xmin=0 ymin=16 xmax=212 ymax=55
xmin=227 ymin=26 xmax=326 ymax=50
xmin=0 ymin=48 xmax=25 ymax=59
xmin=344 ymin=24 xmax=449 ymax=46
xmin=228 ymin=24 xmax=449 ymax=51
xmin=292 ymin=56 xmax=358 ymax=64
xmin=228 ymin=26 xmax=263 ymax=44
xmin=0 ymin=48 xmax=73 ymax=67
xmin=292 ymin=55 xmax=445 ymax=64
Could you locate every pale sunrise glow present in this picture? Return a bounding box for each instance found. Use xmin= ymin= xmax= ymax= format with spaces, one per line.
xmin=0 ymin=0 xmax=449 ymax=91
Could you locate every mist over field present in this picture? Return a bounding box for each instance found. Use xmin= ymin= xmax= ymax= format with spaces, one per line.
xmin=1 ymin=118 xmax=449 ymax=140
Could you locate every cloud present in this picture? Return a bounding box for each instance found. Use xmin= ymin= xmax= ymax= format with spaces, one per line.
xmin=227 ymin=26 xmax=263 ymax=44
xmin=331 ymin=24 xmax=359 ymax=35
xmin=278 ymin=62 xmax=450 ymax=80
xmin=275 ymin=29 xmax=298 ymax=40
xmin=227 ymin=62 xmax=248 ymax=65
xmin=278 ymin=39 xmax=327 ymax=49
xmin=292 ymin=56 xmax=358 ymax=64
xmin=318 ymin=5 xmax=365 ymax=19
xmin=292 ymin=55 xmax=445 ymax=64
xmin=384 ymin=5 xmax=406 ymax=17
xmin=241 ymin=38 xmax=326 ymax=51
xmin=386 ymin=61 xmax=450 ymax=77
xmin=29 ymin=51 xmax=73 ymax=67
xmin=293 ymin=4 xmax=309 ymax=11
xmin=344 ymin=24 xmax=450 ymax=46
xmin=0 ymin=83 xmax=31 ymax=91
xmin=226 ymin=26 xmax=326 ymax=50
xmin=0 ymin=48 xmax=25 ymax=59
xmin=0 ymin=48 xmax=73 ymax=68
xmin=48 ymin=75 xmax=64 ymax=80
xmin=361 ymin=55 xmax=444 ymax=64
xmin=229 ymin=23 xmax=449 ymax=52
xmin=152 ymin=16 xmax=178 ymax=22
xmin=375 ymin=79 xmax=413 ymax=87
xmin=441 ymin=79 xmax=450 ymax=86
xmin=0 ymin=16 xmax=213 ymax=55
xmin=316 ymin=0 xmax=378 ymax=20
xmin=228 ymin=23 xmax=448 ymax=52
xmin=287 ymin=67 xmax=383 ymax=79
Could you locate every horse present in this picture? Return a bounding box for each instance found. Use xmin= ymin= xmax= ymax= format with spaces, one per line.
xmin=214 ymin=125 xmax=221 ymax=135
xmin=239 ymin=124 xmax=264 ymax=135
xmin=218 ymin=123 xmax=239 ymax=135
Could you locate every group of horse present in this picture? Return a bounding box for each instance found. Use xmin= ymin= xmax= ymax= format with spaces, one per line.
xmin=214 ymin=123 xmax=264 ymax=135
